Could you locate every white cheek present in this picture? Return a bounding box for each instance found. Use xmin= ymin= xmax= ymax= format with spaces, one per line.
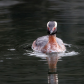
xmin=47 ymin=22 xmax=50 ymax=27
xmin=54 ymin=21 xmax=57 ymax=28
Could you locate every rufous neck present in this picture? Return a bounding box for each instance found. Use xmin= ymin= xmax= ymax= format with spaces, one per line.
xmin=49 ymin=34 xmax=56 ymax=43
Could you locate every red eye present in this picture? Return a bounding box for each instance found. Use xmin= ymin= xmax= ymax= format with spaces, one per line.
xmin=53 ymin=27 xmax=55 ymax=30
xmin=48 ymin=27 xmax=50 ymax=30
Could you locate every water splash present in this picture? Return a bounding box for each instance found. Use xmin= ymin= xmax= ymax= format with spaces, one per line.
xmin=24 ymin=50 xmax=47 ymax=59
xmin=24 ymin=43 xmax=79 ymax=60
xmin=64 ymin=43 xmax=72 ymax=47
xmin=24 ymin=50 xmax=79 ymax=60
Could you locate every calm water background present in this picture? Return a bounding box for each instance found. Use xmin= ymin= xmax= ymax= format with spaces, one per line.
xmin=0 ymin=0 xmax=84 ymax=84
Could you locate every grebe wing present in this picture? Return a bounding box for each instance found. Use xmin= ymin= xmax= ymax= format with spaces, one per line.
xmin=34 ymin=35 xmax=49 ymax=47
xmin=56 ymin=37 xmax=65 ymax=50
xmin=56 ymin=37 xmax=64 ymax=44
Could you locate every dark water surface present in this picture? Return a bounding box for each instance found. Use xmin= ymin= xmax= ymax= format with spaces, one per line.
xmin=0 ymin=0 xmax=84 ymax=84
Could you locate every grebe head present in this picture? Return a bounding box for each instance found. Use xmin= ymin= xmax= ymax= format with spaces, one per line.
xmin=47 ymin=21 xmax=57 ymax=35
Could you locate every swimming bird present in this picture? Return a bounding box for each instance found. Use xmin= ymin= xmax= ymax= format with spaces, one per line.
xmin=32 ymin=21 xmax=66 ymax=53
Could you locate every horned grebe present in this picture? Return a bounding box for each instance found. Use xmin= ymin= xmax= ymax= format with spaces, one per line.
xmin=32 ymin=21 xmax=66 ymax=53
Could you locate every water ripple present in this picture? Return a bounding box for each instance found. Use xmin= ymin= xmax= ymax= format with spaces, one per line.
xmin=24 ymin=43 xmax=79 ymax=60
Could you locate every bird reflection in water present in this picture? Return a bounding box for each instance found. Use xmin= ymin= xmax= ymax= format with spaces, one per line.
xmin=46 ymin=53 xmax=59 ymax=84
